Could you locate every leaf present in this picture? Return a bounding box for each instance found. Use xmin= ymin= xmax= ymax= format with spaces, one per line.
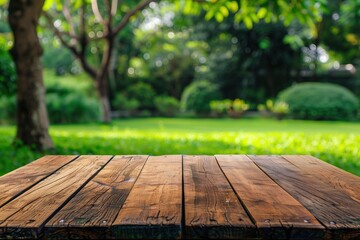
xmin=234 ymin=12 xmax=242 ymax=22
xmin=215 ymin=12 xmax=224 ymax=22
xmin=205 ymin=9 xmax=215 ymax=21
xmin=219 ymin=6 xmax=229 ymax=17
xmin=43 ymin=0 xmax=56 ymax=11
xmin=74 ymin=0 xmax=83 ymax=9
xmin=225 ymin=1 xmax=239 ymax=13
xmin=243 ymin=16 xmax=253 ymax=29
xmin=257 ymin=7 xmax=267 ymax=19
xmin=250 ymin=13 xmax=259 ymax=23
xmin=0 ymin=0 xmax=7 ymax=6
xmin=183 ymin=0 xmax=193 ymax=15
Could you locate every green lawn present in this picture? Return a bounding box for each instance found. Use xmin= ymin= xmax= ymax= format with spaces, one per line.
xmin=0 ymin=118 xmax=359 ymax=176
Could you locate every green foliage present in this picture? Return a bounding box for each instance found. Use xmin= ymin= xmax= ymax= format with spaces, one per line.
xmin=42 ymin=46 xmax=77 ymax=75
xmin=262 ymin=99 xmax=289 ymax=119
xmin=46 ymin=93 xmax=101 ymax=124
xmin=45 ymin=71 xmax=101 ymax=123
xmin=130 ymin=25 xmax=196 ymax=100
xmin=210 ymin=98 xmax=249 ymax=117
xmin=181 ymin=0 xmax=322 ymax=34
xmin=0 ymin=43 xmax=16 ymax=96
xmin=113 ymin=93 xmax=139 ymax=112
xmin=231 ymin=98 xmax=249 ymax=112
xmin=272 ymin=101 xmax=289 ymax=115
xmin=181 ymin=81 xmax=221 ymax=114
xmin=319 ymin=0 xmax=360 ymax=63
xmin=0 ymin=70 xmax=101 ymax=124
xmin=192 ymin=19 xmax=303 ymax=105
xmin=278 ymin=83 xmax=359 ymax=120
xmin=126 ymin=82 xmax=156 ymax=109
xmin=210 ymin=99 xmax=232 ymax=116
xmin=1 ymin=118 xmax=360 ymax=176
xmin=0 ymin=95 xmax=16 ymax=124
xmin=154 ymin=96 xmax=180 ymax=117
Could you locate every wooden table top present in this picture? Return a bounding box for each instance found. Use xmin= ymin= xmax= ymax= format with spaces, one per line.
xmin=0 ymin=155 xmax=359 ymax=239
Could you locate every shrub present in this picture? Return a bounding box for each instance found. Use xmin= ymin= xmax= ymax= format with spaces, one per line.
xmin=155 ymin=96 xmax=179 ymax=117
xmin=45 ymin=76 xmax=101 ymax=123
xmin=272 ymin=101 xmax=289 ymax=115
xmin=210 ymin=99 xmax=232 ymax=116
xmin=210 ymin=98 xmax=249 ymax=118
xmin=113 ymin=93 xmax=139 ymax=112
xmin=278 ymin=83 xmax=359 ymax=120
xmin=43 ymin=46 xmax=77 ymax=75
xmin=46 ymin=93 xmax=101 ymax=123
xmin=228 ymin=99 xmax=249 ymax=118
xmin=231 ymin=99 xmax=249 ymax=112
xmin=0 ymin=95 xmax=16 ymax=124
xmin=181 ymin=81 xmax=221 ymax=114
xmin=272 ymin=101 xmax=289 ymax=120
xmin=126 ymin=82 xmax=156 ymax=109
xmin=0 ymin=44 xmax=16 ymax=96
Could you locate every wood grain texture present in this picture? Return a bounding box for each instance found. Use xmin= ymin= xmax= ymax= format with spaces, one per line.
xmin=250 ymin=155 xmax=360 ymax=239
xmin=0 ymin=155 xmax=77 ymax=208
xmin=216 ymin=155 xmax=325 ymax=239
xmin=183 ymin=155 xmax=256 ymax=239
xmin=0 ymin=155 xmax=112 ymax=239
xmin=1 ymin=154 xmax=359 ymax=240
xmin=111 ymin=155 xmax=182 ymax=239
xmin=44 ymin=155 xmax=148 ymax=239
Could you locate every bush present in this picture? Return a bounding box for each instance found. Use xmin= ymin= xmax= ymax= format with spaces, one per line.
xmin=210 ymin=99 xmax=232 ymax=116
xmin=0 ymin=95 xmax=16 ymax=124
xmin=210 ymin=99 xmax=249 ymax=118
xmin=126 ymin=82 xmax=156 ymax=109
xmin=154 ymin=96 xmax=179 ymax=117
xmin=181 ymin=81 xmax=221 ymax=114
xmin=278 ymin=83 xmax=359 ymax=120
xmin=43 ymin=46 xmax=78 ymax=75
xmin=231 ymin=99 xmax=249 ymax=112
xmin=46 ymin=93 xmax=101 ymax=123
xmin=113 ymin=93 xmax=139 ymax=112
xmin=45 ymin=75 xmax=101 ymax=123
xmin=0 ymin=44 xmax=16 ymax=96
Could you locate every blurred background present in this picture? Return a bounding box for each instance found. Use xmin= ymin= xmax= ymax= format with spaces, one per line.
xmin=0 ymin=0 xmax=359 ymax=176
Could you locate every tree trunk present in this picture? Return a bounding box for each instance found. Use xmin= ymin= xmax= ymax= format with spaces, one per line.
xmin=8 ymin=0 xmax=54 ymax=150
xmin=96 ymin=76 xmax=112 ymax=123
xmin=96 ymin=34 xmax=114 ymax=123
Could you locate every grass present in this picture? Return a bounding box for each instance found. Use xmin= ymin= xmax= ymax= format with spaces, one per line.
xmin=0 ymin=118 xmax=359 ymax=176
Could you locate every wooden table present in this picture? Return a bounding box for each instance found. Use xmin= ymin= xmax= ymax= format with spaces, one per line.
xmin=0 ymin=155 xmax=359 ymax=239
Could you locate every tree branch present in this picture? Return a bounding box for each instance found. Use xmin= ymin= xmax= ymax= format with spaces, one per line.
xmin=111 ymin=0 xmax=119 ymax=16
xmin=104 ymin=0 xmax=111 ymax=14
xmin=63 ymin=0 xmax=76 ymax=36
xmin=91 ymin=0 xmax=106 ymax=25
xmin=104 ymin=0 xmax=113 ymax=27
xmin=113 ymin=0 xmax=154 ymax=36
xmin=43 ymin=12 xmax=79 ymax=55
xmin=79 ymin=2 xmax=98 ymax=78
xmin=43 ymin=8 xmax=97 ymax=79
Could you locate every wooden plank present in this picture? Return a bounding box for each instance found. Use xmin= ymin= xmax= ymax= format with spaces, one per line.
xmin=0 ymin=155 xmax=112 ymax=239
xmin=111 ymin=155 xmax=182 ymax=239
xmin=216 ymin=155 xmax=325 ymax=239
xmin=44 ymin=155 xmax=148 ymax=239
xmin=250 ymin=155 xmax=360 ymax=239
xmin=183 ymin=155 xmax=256 ymax=239
xmin=0 ymin=155 xmax=77 ymax=208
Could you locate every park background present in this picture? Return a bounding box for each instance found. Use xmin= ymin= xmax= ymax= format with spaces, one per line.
xmin=0 ymin=0 xmax=359 ymax=176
